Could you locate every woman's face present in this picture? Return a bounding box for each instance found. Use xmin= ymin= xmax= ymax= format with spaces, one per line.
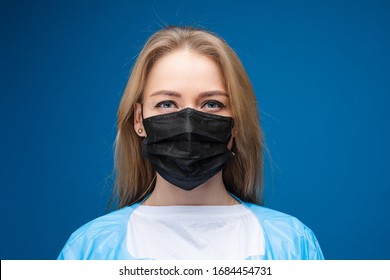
xmin=137 ymin=49 xmax=232 ymax=122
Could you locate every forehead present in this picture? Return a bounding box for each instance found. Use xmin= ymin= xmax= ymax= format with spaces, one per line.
xmin=144 ymin=50 xmax=226 ymax=96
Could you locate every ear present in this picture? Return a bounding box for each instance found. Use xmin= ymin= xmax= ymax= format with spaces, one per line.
xmin=228 ymin=136 xmax=235 ymax=150
xmin=133 ymin=103 xmax=147 ymax=137
xmin=228 ymin=126 xmax=236 ymax=150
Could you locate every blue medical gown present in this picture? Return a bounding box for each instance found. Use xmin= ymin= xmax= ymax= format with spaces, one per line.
xmin=58 ymin=202 xmax=324 ymax=260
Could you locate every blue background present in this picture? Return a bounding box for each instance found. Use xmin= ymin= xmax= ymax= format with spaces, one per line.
xmin=1 ymin=0 xmax=389 ymax=260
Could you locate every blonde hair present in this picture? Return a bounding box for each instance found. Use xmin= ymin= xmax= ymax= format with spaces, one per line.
xmin=113 ymin=26 xmax=263 ymax=208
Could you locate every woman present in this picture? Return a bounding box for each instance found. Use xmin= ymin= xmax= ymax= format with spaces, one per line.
xmin=58 ymin=26 xmax=324 ymax=260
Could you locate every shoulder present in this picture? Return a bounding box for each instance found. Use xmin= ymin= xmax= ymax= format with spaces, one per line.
xmin=68 ymin=206 xmax=135 ymax=240
xmin=244 ymin=202 xmax=306 ymax=229
xmin=243 ymin=202 xmax=324 ymax=260
xmin=58 ymin=204 xmax=139 ymax=260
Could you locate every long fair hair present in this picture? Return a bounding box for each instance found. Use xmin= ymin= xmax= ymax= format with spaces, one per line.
xmin=113 ymin=26 xmax=264 ymax=208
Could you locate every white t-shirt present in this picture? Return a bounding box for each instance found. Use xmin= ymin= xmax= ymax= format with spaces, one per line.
xmin=126 ymin=204 xmax=265 ymax=260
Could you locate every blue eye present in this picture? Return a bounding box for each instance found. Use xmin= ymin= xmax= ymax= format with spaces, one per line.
xmin=203 ymin=100 xmax=224 ymax=109
xmin=156 ymin=101 xmax=176 ymax=109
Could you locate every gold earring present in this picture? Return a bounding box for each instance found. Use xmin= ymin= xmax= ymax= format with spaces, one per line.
xmin=138 ymin=128 xmax=143 ymax=134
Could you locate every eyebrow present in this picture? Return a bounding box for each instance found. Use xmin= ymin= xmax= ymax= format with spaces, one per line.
xmin=198 ymin=90 xmax=229 ymax=98
xmin=149 ymin=90 xmax=228 ymax=98
xmin=150 ymin=90 xmax=182 ymax=98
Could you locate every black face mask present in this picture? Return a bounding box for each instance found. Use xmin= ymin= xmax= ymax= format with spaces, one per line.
xmin=141 ymin=108 xmax=234 ymax=191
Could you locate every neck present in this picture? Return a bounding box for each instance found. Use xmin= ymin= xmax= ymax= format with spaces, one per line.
xmin=143 ymin=172 xmax=238 ymax=206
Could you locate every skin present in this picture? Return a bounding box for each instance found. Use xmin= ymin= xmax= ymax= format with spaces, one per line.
xmin=134 ymin=49 xmax=237 ymax=206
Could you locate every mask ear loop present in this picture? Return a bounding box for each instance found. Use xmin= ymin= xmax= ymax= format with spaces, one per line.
xmin=230 ymin=122 xmax=236 ymax=156
xmin=140 ymin=103 xmax=145 ymax=121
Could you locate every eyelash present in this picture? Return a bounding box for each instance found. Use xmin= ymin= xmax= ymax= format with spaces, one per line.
xmin=202 ymin=100 xmax=225 ymax=109
xmin=155 ymin=100 xmax=177 ymax=109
